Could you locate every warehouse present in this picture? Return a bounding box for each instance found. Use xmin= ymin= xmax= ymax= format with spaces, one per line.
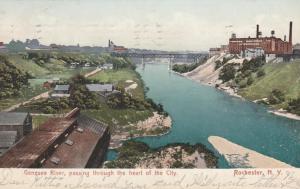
xmin=0 ymin=108 xmax=110 ymax=168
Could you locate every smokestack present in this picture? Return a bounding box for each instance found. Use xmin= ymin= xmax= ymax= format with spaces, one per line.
xmin=289 ymin=21 xmax=293 ymax=44
xmin=256 ymin=24 xmax=259 ymax=38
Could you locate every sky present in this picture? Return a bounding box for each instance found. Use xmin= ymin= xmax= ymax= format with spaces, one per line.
xmin=0 ymin=0 xmax=299 ymax=51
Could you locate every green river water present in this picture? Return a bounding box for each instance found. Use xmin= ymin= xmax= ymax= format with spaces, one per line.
xmin=108 ymin=63 xmax=300 ymax=168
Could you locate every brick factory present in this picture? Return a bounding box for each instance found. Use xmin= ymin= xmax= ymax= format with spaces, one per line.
xmin=229 ymin=22 xmax=293 ymax=56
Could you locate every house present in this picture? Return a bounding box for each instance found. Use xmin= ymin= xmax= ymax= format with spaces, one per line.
xmin=241 ymin=48 xmax=264 ymax=59
xmin=101 ymin=64 xmax=113 ymax=70
xmin=51 ymin=84 xmax=70 ymax=97
xmin=0 ymin=108 xmax=111 ymax=168
xmin=70 ymin=62 xmax=80 ymax=69
xmin=84 ymin=63 xmax=91 ymax=67
xmin=86 ymin=84 xmax=113 ymax=93
xmin=0 ymin=112 xmax=32 ymax=155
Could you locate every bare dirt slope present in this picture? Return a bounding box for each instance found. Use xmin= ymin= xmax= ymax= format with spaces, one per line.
xmin=183 ymin=53 xmax=227 ymax=85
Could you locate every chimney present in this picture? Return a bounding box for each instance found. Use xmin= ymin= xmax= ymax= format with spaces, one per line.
xmin=256 ymin=24 xmax=259 ymax=38
xmin=284 ymin=35 xmax=287 ymax=41
xmin=289 ymin=21 xmax=293 ymax=44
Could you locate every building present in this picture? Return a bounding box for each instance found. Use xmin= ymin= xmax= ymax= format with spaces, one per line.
xmin=293 ymin=43 xmax=300 ymax=59
xmin=101 ymin=63 xmax=113 ymax=70
xmin=241 ymin=48 xmax=264 ymax=59
xmin=229 ymin=22 xmax=293 ymax=56
xmin=0 ymin=112 xmax=32 ymax=155
xmin=86 ymin=84 xmax=118 ymax=101
xmin=108 ymin=40 xmax=128 ymax=53
xmin=0 ymin=42 xmax=7 ymax=52
xmin=51 ymin=84 xmax=70 ymax=98
xmin=209 ymin=48 xmax=221 ymax=57
xmin=86 ymin=84 xmax=113 ymax=93
xmin=220 ymin=45 xmax=229 ymax=53
xmin=0 ymin=108 xmax=111 ymax=168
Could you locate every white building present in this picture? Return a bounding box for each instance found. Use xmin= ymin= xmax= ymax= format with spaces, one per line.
xmin=241 ymin=48 xmax=264 ymax=59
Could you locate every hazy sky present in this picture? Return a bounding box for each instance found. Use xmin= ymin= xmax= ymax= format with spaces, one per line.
xmin=0 ymin=0 xmax=299 ymax=51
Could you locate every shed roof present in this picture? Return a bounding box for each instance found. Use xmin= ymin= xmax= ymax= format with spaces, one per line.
xmin=86 ymin=84 xmax=113 ymax=92
xmin=0 ymin=112 xmax=28 ymax=126
xmin=43 ymin=115 xmax=108 ymax=168
xmin=0 ymin=118 xmax=77 ymax=168
xmin=54 ymin=85 xmax=70 ymax=91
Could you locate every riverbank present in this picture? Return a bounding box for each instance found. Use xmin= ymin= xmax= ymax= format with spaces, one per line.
xmin=269 ymin=109 xmax=300 ymax=121
xmin=208 ymin=136 xmax=293 ymax=168
xmin=109 ymin=112 xmax=172 ymax=149
xmin=179 ymin=55 xmax=300 ymax=121
xmin=134 ymin=63 xmax=300 ymax=168
xmin=105 ymin=141 xmax=218 ymax=168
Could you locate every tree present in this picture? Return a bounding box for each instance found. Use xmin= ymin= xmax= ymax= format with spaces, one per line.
xmin=0 ymin=55 xmax=30 ymax=99
xmin=247 ymin=76 xmax=254 ymax=85
xmin=219 ymin=64 xmax=236 ymax=82
xmin=269 ymin=89 xmax=285 ymax=104
xmin=287 ymin=98 xmax=300 ymax=115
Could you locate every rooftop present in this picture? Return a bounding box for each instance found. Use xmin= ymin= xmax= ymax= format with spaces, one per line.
xmin=0 ymin=117 xmax=77 ymax=168
xmin=0 ymin=109 xmax=109 ymax=168
xmin=86 ymin=84 xmax=113 ymax=92
xmin=54 ymin=85 xmax=70 ymax=91
xmin=0 ymin=112 xmax=29 ymax=126
xmin=43 ymin=115 xmax=108 ymax=168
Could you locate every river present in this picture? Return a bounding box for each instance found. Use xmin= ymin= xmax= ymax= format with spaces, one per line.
xmin=108 ymin=63 xmax=300 ymax=168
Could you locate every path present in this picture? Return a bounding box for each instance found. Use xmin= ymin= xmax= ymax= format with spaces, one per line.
xmin=3 ymin=67 xmax=102 ymax=112
xmin=3 ymin=91 xmax=49 ymax=112
xmin=84 ymin=68 xmax=102 ymax=78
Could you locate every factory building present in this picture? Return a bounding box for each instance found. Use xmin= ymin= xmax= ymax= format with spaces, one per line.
xmin=108 ymin=40 xmax=128 ymax=53
xmin=0 ymin=108 xmax=111 ymax=168
xmin=229 ymin=22 xmax=293 ymax=56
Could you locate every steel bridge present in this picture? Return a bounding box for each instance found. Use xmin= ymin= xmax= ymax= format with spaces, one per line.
xmin=110 ymin=52 xmax=207 ymax=60
xmin=111 ymin=52 xmax=208 ymax=71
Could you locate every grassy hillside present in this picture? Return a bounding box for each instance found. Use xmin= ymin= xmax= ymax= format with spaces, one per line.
xmin=6 ymin=54 xmax=49 ymax=77
xmin=239 ymin=60 xmax=300 ymax=107
xmin=90 ymin=69 xmax=145 ymax=100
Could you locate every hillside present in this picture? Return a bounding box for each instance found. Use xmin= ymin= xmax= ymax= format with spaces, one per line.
xmin=6 ymin=54 xmax=49 ymax=77
xmin=239 ymin=60 xmax=300 ymax=107
xmin=0 ymin=55 xmax=31 ymax=99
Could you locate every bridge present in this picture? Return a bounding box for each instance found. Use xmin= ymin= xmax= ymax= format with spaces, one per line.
xmin=110 ymin=52 xmax=207 ymax=59
xmin=110 ymin=52 xmax=208 ymax=70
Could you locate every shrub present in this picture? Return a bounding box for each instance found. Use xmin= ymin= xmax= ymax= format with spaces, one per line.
xmin=287 ymin=98 xmax=300 ymax=115
xmin=215 ymin=60 xmax=222 ymax=70
xmin=239 ymin=80 xmax=248 ymax=88
xmin=269 ymin=89 xmax=285 ymax=105
xmin=247 ymin=76 xmax=254 ymax=85
xmin=219 ymin=64 xmax=236 ymax=82
xmin=257 ymin=69 xmax=266 ymax=77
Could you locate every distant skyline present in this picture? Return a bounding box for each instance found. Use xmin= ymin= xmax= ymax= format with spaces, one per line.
xmin=0 ymin=0 xmax=299 ymax=51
